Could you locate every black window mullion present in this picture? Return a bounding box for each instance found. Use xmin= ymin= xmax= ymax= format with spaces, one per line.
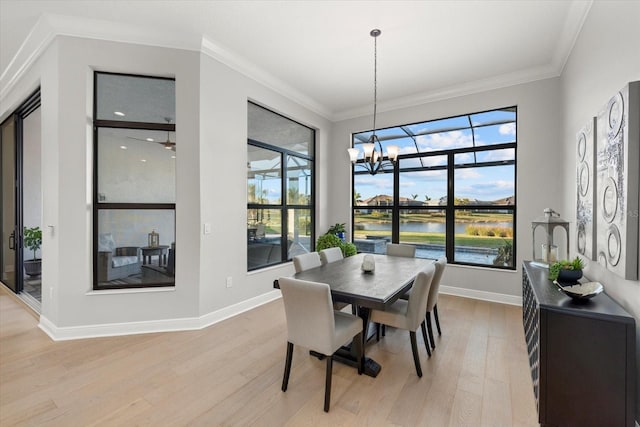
xmin=446 ymin=153 xmax=455 ymax=263
xmin=281 ymin=152 xmax=288 ymax=262
xmin=392 ymin=163 xmax=400 ymax=242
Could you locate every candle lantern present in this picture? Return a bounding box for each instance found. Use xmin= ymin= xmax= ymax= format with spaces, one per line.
xmin=148 ymin=229 xmax=160 ymax=248
xmin=531 ymin=208 xmax=569 ymax=267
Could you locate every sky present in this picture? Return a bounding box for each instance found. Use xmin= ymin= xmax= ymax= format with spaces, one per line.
xmin=250 ymin=109 xmax=516 ymax=204
xmin=354 ymin=111 xmax=516 ymax=202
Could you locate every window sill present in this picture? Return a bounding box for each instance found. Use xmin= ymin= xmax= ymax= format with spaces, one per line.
xmin=86 ymin=286 xmax=176 ymax=296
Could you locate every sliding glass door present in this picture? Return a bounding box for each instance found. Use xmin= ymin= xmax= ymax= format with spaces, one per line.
xmin=0 ymin=117 xmax=19 ymax=292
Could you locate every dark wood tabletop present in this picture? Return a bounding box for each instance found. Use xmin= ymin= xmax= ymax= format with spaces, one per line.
xmin=276 ymin=253 xmax=434 ymax=310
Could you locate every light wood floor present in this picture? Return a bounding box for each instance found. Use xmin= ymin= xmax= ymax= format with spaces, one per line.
xmin=0 ymin=286 xmax=538 ymax=426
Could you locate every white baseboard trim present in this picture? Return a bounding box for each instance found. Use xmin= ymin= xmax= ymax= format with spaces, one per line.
xmin=38 ymin=285 xmax=521 ymax=341
xmin=39 ymin=290 xmax=282 ymax=341
xmin=440 ymin=285 xmax=522 ymax=306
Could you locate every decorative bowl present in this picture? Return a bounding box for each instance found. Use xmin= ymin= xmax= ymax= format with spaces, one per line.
xmin=555 ymin=281 xmax=604 ymax=300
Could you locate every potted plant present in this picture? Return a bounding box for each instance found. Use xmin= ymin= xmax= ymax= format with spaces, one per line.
xmin=549 ymin=256 xmax=585 ymax=282
xmin=327 ymin=223 xmax=346 ymax=242
xmin=23 ymin=226 xmax=42 ymax=277
xmin=316 ymin=232 xmax=357 ymax=258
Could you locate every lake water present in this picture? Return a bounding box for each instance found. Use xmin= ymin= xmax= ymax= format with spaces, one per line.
xmin=360 ymin=221 xmax=512 ymax=234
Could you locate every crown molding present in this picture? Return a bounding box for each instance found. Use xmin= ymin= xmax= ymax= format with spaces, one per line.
xmin=1 ymin=13 xmax=332 ymax=120
xmin=333 ymin=63 xmax=561 ymax=122
xmin=200 ymin=37 xmax=331 ymax=119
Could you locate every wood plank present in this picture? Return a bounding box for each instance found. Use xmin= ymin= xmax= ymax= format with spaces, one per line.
xmin=0 ymin=285 xmax=538 ymax=426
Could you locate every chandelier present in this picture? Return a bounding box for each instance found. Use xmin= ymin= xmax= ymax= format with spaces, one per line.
xmin=348 ymin=29 xmax=399 ymax=175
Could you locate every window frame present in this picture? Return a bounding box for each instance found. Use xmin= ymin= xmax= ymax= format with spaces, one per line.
xmin=92 ymin=71 xmax=176 ymax=290
xmin=351 ymin=106 xmax=517 ymax=270
xmin=247 ymin=102 xmax=315 ymax=271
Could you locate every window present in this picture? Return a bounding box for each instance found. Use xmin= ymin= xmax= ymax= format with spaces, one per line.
xmin=352 ymin=107 xmax=516 ymax=269
xmin=247 ymin=103 xmax=315 ymax=270
xmin=93 ymin=72 xmax=176 ymax=289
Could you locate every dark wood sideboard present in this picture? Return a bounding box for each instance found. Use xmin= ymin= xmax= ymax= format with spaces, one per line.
xmin=522 ymin=261 xmax=636 ymax=427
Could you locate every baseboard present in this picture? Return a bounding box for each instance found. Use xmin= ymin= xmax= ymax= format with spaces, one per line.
xmin=39 ymin=289 xmax=282 ymax=341
xmin=440 ymin=285 xmax=522 ymax=306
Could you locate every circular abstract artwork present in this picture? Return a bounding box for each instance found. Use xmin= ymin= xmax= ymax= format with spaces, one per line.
xmin=577 ymin=132 xmax=586 ymax=161
xmin=578 ymin=162 xmax=589 ymax=197
xmin=577 ymin=223 xmax=586 ymax=255
xmin=608 ymin=92 xmax=624 ymax=138
xmin=602 ymin=177 xmax=618 ymax=223
xmin=598 ymin=251 xmax=608 ymax=268
xmin=607 ymin=224 xmax=622 ymax=266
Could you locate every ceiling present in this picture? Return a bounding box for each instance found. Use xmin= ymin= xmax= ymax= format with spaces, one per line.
xmin=0 ymin=0 xmax=592 ymax=120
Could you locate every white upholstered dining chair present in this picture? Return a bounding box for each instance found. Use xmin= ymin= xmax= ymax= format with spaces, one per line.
xmin=278 ymin=277 xmax=363 ymax=412
xmin=319 ymin=247 xmax=343 ymax=265
xmin=292 ymin=252 xmax=322 ymax=273
xmin=386 ymin=243 xmax=416 ymax=258
xmin=400 ymin=256 xmax=447 ymax=350
xmin=370 ymin=263 xmax=435 ymax=377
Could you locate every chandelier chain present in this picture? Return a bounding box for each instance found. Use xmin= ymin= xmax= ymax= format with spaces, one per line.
xmin=372 ymin=33 xmax=377 ymax=136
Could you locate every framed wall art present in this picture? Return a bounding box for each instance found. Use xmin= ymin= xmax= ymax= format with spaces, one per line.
xmin=595 ymin=81 xmax=639 ymax=280
xmin=576 ymin=117 xmax=597 ymax=260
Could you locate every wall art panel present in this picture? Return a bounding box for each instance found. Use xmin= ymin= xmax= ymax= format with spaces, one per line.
xmin=576 ymin=117 xmax=597 ymax=260
xmin=595 ymin=81 xmax=639 ymax=280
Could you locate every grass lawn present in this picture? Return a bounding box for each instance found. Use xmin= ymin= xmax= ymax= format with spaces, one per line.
xmin=354 ymin=230 xmax=512 ymax=249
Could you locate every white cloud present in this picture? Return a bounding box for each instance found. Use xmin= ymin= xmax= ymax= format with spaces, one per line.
xmin=499 ymin=123 xmax=516 ymax=135
xmin=416 ymin=130 xmax=473 ymax=151
xmin=455 ymin=169 xmax=482 ymax=179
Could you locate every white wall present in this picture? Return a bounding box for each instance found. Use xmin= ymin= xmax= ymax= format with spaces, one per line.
xmin=197 ymin=52 xmax=332 ymax=316
xmin=560 ymin=1 xmax=640 ymax=421
xmin=1 ymin=34 xmax=333 ymax=334
xmin=35 ymin=36 xmax=202 ymax=328
xmin=330 ymin=78 xmax=563 ymax=298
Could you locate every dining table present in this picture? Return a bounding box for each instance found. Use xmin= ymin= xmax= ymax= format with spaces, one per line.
xmin=274 ymin=252 xmax=434 ymax=377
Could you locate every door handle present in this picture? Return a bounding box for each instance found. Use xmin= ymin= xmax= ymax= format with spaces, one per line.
xmin=9 ymin=231 xmax=15 ymax=250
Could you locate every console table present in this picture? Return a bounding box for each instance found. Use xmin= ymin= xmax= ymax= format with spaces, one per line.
xmin=522 ymin=261 xmax=635 ymax=427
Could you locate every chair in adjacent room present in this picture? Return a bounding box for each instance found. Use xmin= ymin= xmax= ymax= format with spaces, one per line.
xmin=278 ymin=277 xmax=363 ymax=412
xmin=292 ymin=252 xmax=322 ymax=273
xmin=370 ymin=263 xmax=435 ymax=377
xmin=319 ymin=247 xmax=343 ymax=265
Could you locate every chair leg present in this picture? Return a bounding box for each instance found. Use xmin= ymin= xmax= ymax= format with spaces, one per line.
xmin=409 ymin=331 xmax=423 ymax=378
xmin=324 ymin=355 xmax=333 ymax=412
xmin=434 ymin=304 xmax=442 ymax=335
xmin=376 ymin=323 xmax=380 ymax=342
xmin=282 ymin=342 xmax=294 ymax=392
xmin=382 ymin=324 xmax=386 ymax=337
xmin=426 ymin=312 xmax=436 ymax=350
xmin=420 ymin=320 xmax=432 ymax=357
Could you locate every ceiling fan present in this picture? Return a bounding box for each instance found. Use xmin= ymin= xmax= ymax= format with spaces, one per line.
xmin=127 ymin=118 xmax=176 ymax=151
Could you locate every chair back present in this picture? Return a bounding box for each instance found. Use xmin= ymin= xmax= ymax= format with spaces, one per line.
xmin=426 ymin=257 xmax=447 ymax=311
xmin=405 ymin=263 xmax=436 ymax=330
xmin=278 ymin=277 xmax=336 ymax=355
xmin=293 ymin=252 xmax=322 ymax=273
xmin=386 ymin=243 xmax=416 ymax=258
xmin=319 ymin=247 xmax=343 ymax=265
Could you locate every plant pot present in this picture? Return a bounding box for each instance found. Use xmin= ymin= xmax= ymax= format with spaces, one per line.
xmin=557 ymin=268 xmax=582 ymax=283
xmin=24 ymin=259 xmax=42 ymax=277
